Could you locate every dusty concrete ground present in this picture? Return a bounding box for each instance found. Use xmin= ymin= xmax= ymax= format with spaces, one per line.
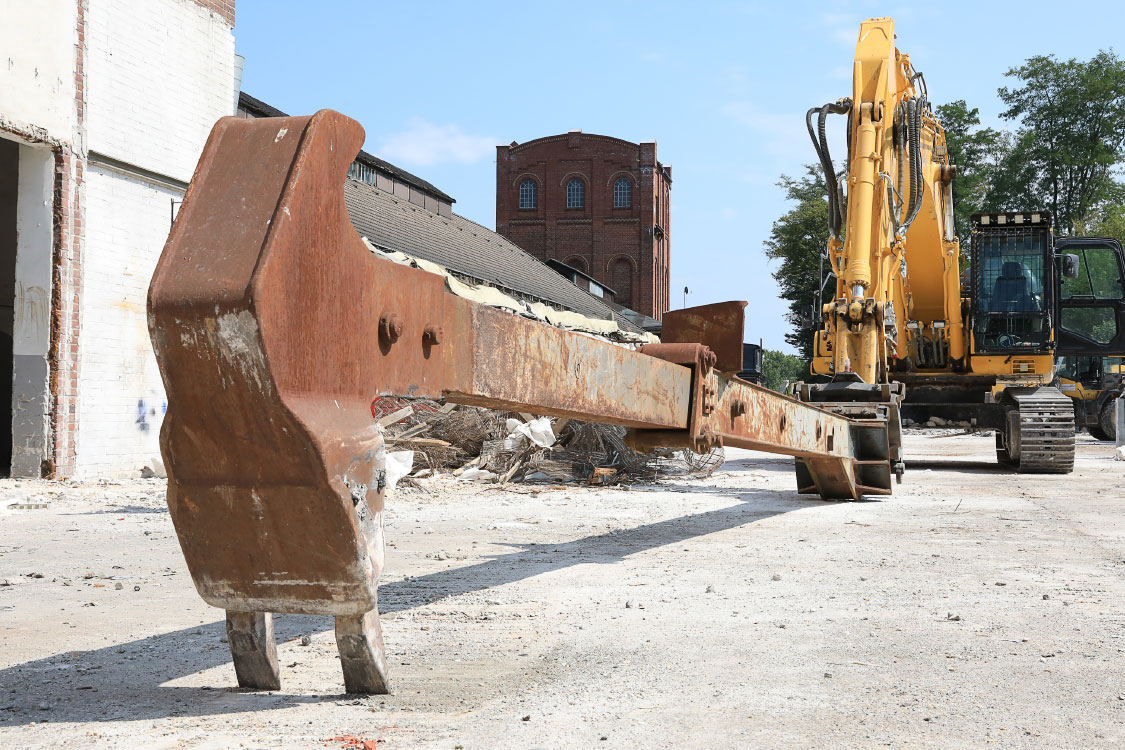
xmin=1 ymin=431 xmax=1123 ymax=749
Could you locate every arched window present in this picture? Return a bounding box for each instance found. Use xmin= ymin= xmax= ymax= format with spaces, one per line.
xmin=612 ymin=258 xmax=634 ymax=309
xmin=564 ymin=256 xmax=589 ymax=274
xmin=518 ymin=179 xmax=537 ymax=209
xmin=613 ymin=177 xmax=631 ymax=208
xmin=566 ymin=178 xmax=585 ymax=209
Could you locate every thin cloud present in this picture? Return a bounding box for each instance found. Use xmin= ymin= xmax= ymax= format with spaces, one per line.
xmin=377 ymin=118 xmax=494 ymax=167
xmin=720 ymin=100 xmax=808 ymax=161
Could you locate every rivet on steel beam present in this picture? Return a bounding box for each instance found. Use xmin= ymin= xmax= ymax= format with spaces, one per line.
xmin=423 ymin=325 xmax=443 ymax=345
xmin=379 ymin=313 xmax=404 ymax=344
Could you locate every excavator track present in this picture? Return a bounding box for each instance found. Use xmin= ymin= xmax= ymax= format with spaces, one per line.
xmin=996 ymin=387 xmax=1075 ymax=473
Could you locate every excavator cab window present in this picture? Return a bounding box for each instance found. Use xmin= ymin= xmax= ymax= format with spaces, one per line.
xmin=1056 ymin=237 xmax=1125 ymax=355
xmin=969 ymin=213 xmax=1053 ymax=354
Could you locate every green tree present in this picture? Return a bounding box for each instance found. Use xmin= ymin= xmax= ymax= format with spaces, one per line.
xmin=761 ymin=349 xmax=809 ymax=392
xmin=936 ymin=100 xmax=1003 ymax=245
xmin=1088 ymin=204 xmax=1125 ymax=244
xmin=995 ymin=51 xmax=1125 ymax=233
xmin=763 ymin=166 xmax=829 ymax=361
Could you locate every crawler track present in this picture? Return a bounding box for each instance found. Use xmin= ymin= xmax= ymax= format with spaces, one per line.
xmin=999 ymin=387 xmax=1075 ymax=473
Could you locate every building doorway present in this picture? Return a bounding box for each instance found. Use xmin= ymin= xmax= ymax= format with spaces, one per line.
xmin=0 ymin=136 xmax=54 ymax=477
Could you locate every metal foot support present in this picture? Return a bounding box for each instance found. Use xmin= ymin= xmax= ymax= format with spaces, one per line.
xmin=225 ymin=610 xmax=280 ymax=690
xmin=335 ymin=609 xmax=391 ymax=694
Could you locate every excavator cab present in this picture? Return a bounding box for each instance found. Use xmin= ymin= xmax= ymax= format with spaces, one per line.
xmin=1055 ymin=236 xmax=1125 ymax=354
xmin=969 ymin=212 xmax=1055 ymax=355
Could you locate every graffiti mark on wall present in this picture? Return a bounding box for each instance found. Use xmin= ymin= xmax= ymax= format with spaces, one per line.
xmin=136 ymin=398 xmax=167 ymax=432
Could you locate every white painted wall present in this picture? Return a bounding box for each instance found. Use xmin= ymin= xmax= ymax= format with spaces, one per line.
xmin=76 ymin=0 xmax=235 ymax=476
xmin=76 ymin=167 xmax=178 ymax=477
xmin=0 ymin=0 xmax=77 ymax=141
xmin=86 ymin=0 xmax=236 ymax=181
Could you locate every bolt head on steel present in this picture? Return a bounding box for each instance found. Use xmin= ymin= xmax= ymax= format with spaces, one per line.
xmin=379 ymin=313 xmax=404 ymax=343
xmin=423 ymin=325 xmax=443 ymax=345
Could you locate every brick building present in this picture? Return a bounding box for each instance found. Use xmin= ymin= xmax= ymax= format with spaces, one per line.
xmin=0 ymin=0 xmax=237 ymax=477
xmin=495 ymin=132 xmax=672 ymax=320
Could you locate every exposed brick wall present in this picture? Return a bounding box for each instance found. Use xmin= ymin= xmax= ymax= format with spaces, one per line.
xmin=496 ymin=133 xmax=671 ymax=321
xmin=189 ymin=0 xmax=235 ymax=26
xmin=46 ymin=0 xmax=88 ymax=477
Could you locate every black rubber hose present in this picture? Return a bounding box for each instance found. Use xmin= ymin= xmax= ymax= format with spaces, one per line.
xmin=902 ymin=98 xmax=924 ymax=231
xmin=806 ymin=107 xmax=836 ymax=232
xmin=909 ymin=98 xmax=924 ymax=226
xmin=805 ymin=101 xmax=852 ymax=238
xmin=818 ymin=105 xmax=840 ymax=236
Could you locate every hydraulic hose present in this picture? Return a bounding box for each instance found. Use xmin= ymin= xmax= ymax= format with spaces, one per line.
xmin=805 ymin=100 xmax=852 ymax=239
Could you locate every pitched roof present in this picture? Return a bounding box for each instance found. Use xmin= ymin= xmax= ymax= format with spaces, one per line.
xmin=237 ymin=92 xmax=455 ymax=204
xmin=344 ymin=179 xmax=646 ymax=333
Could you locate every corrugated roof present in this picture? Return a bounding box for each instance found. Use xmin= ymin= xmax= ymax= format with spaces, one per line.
xmin=344 ymin=178 xmax=645 ymax=333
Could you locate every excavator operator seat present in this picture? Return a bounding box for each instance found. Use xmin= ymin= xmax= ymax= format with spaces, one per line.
xmin=993 ymin=261 xmax=1038 ymax=312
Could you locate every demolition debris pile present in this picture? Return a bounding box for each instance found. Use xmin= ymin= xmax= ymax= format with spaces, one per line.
xmin=375 ymin=399 xmax=724 ymax=486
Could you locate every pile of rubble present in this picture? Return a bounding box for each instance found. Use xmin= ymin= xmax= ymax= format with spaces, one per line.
xmin=373 ymin=398 xmax=724 ymax=488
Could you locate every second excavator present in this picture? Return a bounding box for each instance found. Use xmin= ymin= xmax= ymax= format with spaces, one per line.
xmin=795 ymin=17 xmax=1125 ymax=488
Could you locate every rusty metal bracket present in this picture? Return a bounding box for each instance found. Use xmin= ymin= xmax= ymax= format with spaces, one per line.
xmin=628 ymin=342 xmax=720 ymax=453
xmin=659 ymin=301 xmax=746 ymax=373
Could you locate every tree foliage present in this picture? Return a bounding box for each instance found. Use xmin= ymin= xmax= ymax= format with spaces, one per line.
xmin=762 ymin=166 xmax=829 ymax=362
xmin=761 ymin=349 xmax=809 ymax=392
xmin=936 ymin=100 xmax=1003 ymax=245
xmin=1087 ymin=204 xmax=1125 ymax=244
xmin=995 ymin=51 xmax=1125 ymax=233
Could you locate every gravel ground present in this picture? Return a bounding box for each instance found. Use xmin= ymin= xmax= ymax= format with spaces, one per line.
xmin=1 ymin=431 xmax=1123 ymax=748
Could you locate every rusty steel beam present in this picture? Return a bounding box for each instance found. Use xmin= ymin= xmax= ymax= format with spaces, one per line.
xmin=148 ymin=110 xmax=891 ymax=696
xmin=442 ymin=301 xmax=691 ymax=429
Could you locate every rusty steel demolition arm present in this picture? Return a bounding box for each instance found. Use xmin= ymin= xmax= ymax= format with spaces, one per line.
xmin=147 ymin=110 xmax=892 ymax=695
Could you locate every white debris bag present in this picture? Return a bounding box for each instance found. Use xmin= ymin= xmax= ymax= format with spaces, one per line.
xmin=504 ymin=417 xmax=556 ymax=448
xmin=385 ymin=450 xmax=414 ymax=490
xmin=458 ymin=467 xmax=498 ymax=482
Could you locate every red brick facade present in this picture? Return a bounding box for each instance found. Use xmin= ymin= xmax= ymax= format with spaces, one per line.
xmin=495 ymin=132 xmax=671 ymax=320
xmin=46 ymin=0 xmax=89 ymax=477
xmin=190 ymin=0 xmax=236 ymax=26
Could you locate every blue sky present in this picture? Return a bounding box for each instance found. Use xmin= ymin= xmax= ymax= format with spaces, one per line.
xmin=236 ymin=0 xmax=1125 ymax=352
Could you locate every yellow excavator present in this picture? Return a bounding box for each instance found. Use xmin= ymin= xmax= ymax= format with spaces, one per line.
xmin=794 ymin=17 xmax=1125 ymax=487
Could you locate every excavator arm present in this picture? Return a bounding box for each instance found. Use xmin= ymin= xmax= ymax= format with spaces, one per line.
xmin=810 ymin=17 xmax=962 ymax=384
xmin=798 ymin=18 xmax=966 ymax=483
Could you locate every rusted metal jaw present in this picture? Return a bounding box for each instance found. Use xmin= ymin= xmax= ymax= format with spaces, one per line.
xmin=148 ymin=109 xmax=893 ymax=695
xmin=149 ymin=110 xmax=400 ymax=694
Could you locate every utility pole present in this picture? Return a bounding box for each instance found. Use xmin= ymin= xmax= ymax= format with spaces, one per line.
xmin=683 ymin=286 xmax=690 ymax=309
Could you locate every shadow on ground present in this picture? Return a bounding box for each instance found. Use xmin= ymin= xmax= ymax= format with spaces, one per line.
xmin=0 ymin=486 xmax=829 ymax=724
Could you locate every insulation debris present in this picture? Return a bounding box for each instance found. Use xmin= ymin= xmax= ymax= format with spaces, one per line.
xmin=375 ymin=398 xmax=724 ymax=487
xmin=360 ymin=237 xmax=658 ymax=344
